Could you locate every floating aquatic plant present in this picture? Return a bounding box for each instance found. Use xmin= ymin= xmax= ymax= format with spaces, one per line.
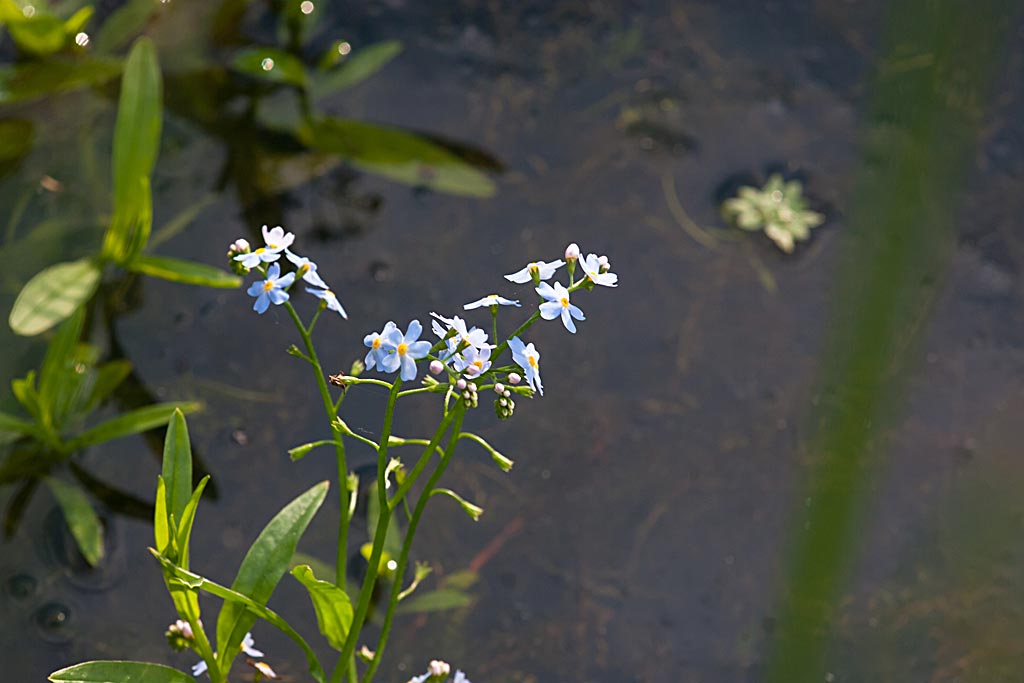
xmin=721 ymin=174 xmax=824 ymax=253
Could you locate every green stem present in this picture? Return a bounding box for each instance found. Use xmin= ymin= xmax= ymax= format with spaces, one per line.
xmin=387 ymin=409 xmax=460 ymax=513
xmin=362 ymin=406 xmax=467 ymax=683
xmin=283 ymin=302 xmax=349 ymax=587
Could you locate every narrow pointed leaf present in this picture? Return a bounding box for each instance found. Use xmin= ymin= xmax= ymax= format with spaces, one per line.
xmin=290 ymin=564 xmax=353 ymax=650
xmin=9 ymin=258 xmax=100 ymax=336
xmin=396 ymin=588 xmax=472 ymax=614
xmin=11 ymin=371 xmax=42 ymax=420
xmin=0 ymin=58 xmax=121 ymax=105
xmin=39 ymin=307 xmax=86 ymax=422
xmin=161 ymin=409 xmax=192 ymax=523
xmin=215 ymin=481 xmax=329 ymax=673
xmin=45 ymin=477 xmax=104 ymax=566
xmin=127 ymin=255 xmax=241 ymax=288
xmin=67 ymin=401 xmax=200 ymax=451
xmin=83 ymin=360 xmax=132 ymax=412
xmin=0 ymin=410 xmax=34 ymax=437
xmin=49 ymin=660 xmax=196 ymax=682
xmin=175 ymin=475 xmax=209 ymax=568
xmin=154 ymin=476 xmax=169 ymax=552
xmin=312 ymin=40 xmax=401 ymax=100
xmin=231 ymin=47 xmax=307 ymax=87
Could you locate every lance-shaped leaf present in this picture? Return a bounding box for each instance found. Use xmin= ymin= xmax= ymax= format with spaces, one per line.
xmin=49 ymin=660 xmax=196 ymax=682
xmin=0 ymin=58 xmax=121 ymax=105
xmin=126 ymin=255 xmax=241 ymax=288
xmin=290 ymin=564 xmax=353 ymax=651
xmin=66 ymin=401 xmax=200 ymax=452
xmin=38 ymin=307 xmax=86 ymax=424
xmin=82 ymin=360 xmax=132 ymax=413
xmin=311 ymin=40 xmax=401 ymax=101
xmin=231 ymin=47 xmax=307 ymax=87
xmin=101 ymin=37 xmax=162 ymax=264
xmin=215 ymin=481 xmax=329 ymax=674
xmin=9 ymin=258 xmax=100 ymax=336
xmin=154 ymin=475 xmax=169 ymax=552
xmin=0 ymin=410 xmax=35 ymax=441
xmin=175 ymin=475 xmax=209 ymax=568
xmin=161 ymin=408 xmax=192 ymax=523
xmin=45 ymin=477 xmax=104 ymax=566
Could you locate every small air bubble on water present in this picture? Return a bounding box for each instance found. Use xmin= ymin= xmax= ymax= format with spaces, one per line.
xmin=22 ymin=5 xmax=35 ymax=17
xmin=74 ymin=32 xmax=89 ymax=47
xmin=338 ymin=41 xmax=352 ymax=56
xmin=261 ymin=58 xmax=275 ymax=71
xmin=300 ymin=0 xmax=314 ymax=14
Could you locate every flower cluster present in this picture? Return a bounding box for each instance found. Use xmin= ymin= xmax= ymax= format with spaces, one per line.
xmin=184 ymin=630 xmax=267 ymax=679
xmin=407 ymin=660 xmax=470 ymax=683
xmin=228 ymin=226 xmax=348 ymax=318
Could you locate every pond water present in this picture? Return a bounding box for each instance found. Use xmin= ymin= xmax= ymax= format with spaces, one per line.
xmin=2 ymin=1 xmax=1024 ymax=682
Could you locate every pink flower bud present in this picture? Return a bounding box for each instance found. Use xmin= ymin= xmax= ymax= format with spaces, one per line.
xmin=428 ymin=661 xmax=451 ymax=677
xmin=456 ymin=378 xmax=467 ymax=390
xmin=232 ymin=238 xmax=250 ymax=253
xmin=429 ymin=360 xmax=444 ymax=375
xmin=493 ymin=383 xmax=505 ymax=394
xmin=508 ymin=373 xmax=522 ymax=385
xmin=565 ymin=243 xmax=580 ymax=261
xmin=464 ymin=365 xmax=480 ymax=376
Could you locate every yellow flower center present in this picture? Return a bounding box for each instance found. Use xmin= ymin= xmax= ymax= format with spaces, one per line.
xmin=559 ymin=297 xmax=569 ymax=307
xmin=372 ymin=337 xmax=382 ymax=350
xmin=529 ymin=263 xmax=538 ymax=274
xmin=528 ymin=356 xmax=538 ymax=368
xmin=397 ymin=342 xmax=408 ymax=356
xmin=473 ymin=360 xmax=484 ymax=369
xmin=255 ymin=247 xmax=266 ymax=254
xmin=268 ymin=242 xmax=279 ymax=249
xmin=263 ymin=280 xmax=275 ymax=291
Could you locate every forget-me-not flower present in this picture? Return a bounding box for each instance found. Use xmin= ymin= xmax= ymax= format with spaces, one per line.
xmin=463 ymin=294 xmax=520 ymax=310
xmin=504 ymin=259 xmax=565 ymax=284
xmin=233 ymin=225 xmax=295 ymax=268
xmin=286 ymin=250 xmax=328 ymax=288
xmin=364 ymin=321 xmax=398 ymax=370
xmin=306 ymin=287 xmax=347 ymax=318
xmin=536 ymin=281 xmax=585 ymax=333
xmin=454 ymin=346 xmax=492 ymax=377
xmin=578 ymin=252 xmax=618 ymax=287
xmin=509 ymin=336 xmax=543 ymax=395
xmin=192 ymin=632 xmax=263 ymax=678
xmin=381 ymin=320 xmax=432 ymax=381
xmin=430 ymin=313 xmax=493 ymax=352
xmin=247 ymin=263 xmax=295 ymax=314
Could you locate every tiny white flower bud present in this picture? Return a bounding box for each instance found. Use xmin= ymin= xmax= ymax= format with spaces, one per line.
xmin=456 ymin=379 xmax=467 ymax=390
xmin=503 ymin=389 xmax=511 ymax=398
xmin=465 ymin=365 xmax=480 ymax=376
xmin=508 ymin=372 xmax=522 ymax=385
xmin=232 ymin=238 xmax=250 ymax=253
xmin=598 ymin=254 xmax=610 ymax=273
xmin=428 ymin=661 xmax=451 ymax=677
xmin=429 ymin=360 xmax=444 ymax=375
xmin=494 ymin=383 xmax=505 ymax=394
xmin=499 ymin=398 xmax=507 ymax=406
xmin=565 ymin=243 xmax=580 ymax=261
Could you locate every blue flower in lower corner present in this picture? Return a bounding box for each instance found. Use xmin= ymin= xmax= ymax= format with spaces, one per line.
xmin=247 ymin=263 xmax=295 ymax=314
xmin=509 ymin=336 xmax=543 ymax=395
xmin=380 ymin=320 xmax=432 ymax=381
xmin=307 ymin=287 xmax=347 ymax=318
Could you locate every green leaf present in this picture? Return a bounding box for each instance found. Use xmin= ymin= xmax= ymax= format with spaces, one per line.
xmin=38 ymin=307 xmax=86 ymax=425
xmin=66 ymin=401 xmax=201 ymax=452
xmin=45 ymin=477 xmax=104 ymax=566
xmin=0 ymin=58 xmax=122 ymax=105
xmin=9 ymin=258 xmax=101 ymax=336
xmin=101 ymin=37 xmax=162 ymax=264
xmin=311 ymin=40 xmax=401 ymax=101
xmin=11 ymin=370 xmax=42 ymax=420
xmin=290 ymin=564 xmax=353 ymax=651
xmin=231 ymin=47 xmax=307 ymax=87
xmin=396 ymin=588 xmax=472 ymax=614
xmin=49 ymin=660 xmax=196 ymax=683
xmin=154 ymin=475 xmax=169 ymax=552
xmin=83 ymin=360 xmax=132 ymax=412
xmin=6 ymin=15 xmax=67 ymax=56
xmin=175 ymin=475 xmax=209 ymax=568
xmin=215 ymin=481 xmax=329 ymax=674
xmin=160 ymin=408 xmax=192 ymax=523
xmin=93 ymin=0 xmax=160 ymax=54
xmin=127 ymin=255 xmax=241 ymax=288
xmin=0 ymin=410 xmax=34 ymax=437
xmin=300 ymin=118 xmax=496 ymax=198
xmin=0 ymin=119 xmax=34 ymax=175
xmin=62 ymin=6 xmax=94 ymax=36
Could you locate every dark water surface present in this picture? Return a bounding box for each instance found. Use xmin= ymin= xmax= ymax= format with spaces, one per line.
xmin=3 ymin=1 xmax=1024 ymax=682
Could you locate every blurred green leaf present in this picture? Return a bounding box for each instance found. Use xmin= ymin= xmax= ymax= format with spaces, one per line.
xmin=175 ymin=475 xmax=209 ymax=568
xmin=101 ymin=37 xmax=162 ymax=264
xmin=301 ymin=118 xmax=496 ymax=197
xmin=0 ymin=410 xmax=34 ymax=438
xmin=62 ymin=6 xmax=93 ymax=35
xmin=311 ymin=40 xmax=401 ymax=101
xmin=215 ymin=481 xmax=329 ymax=675
xmin=9 ymin=258 xmax=100 ymax=336
xmin=231 ymin=47 xmax=306 ymax=87
xmin=161 ymin=408 xmax=192 ymax=524
xmin=66 ymin=401 xmax=201 ymax=451
xmin=93 ymin=0 xmax=159 ymax=53
xmin=45 ymin=477 xmax=103 ymax=566
xmin=10 ymin=370 xmax=41 ymax=420
xmin=49 ymin=660 xmax=196 ymax=683
xmin=0 ymin=58 xmax=121 ymax=104
xmin=127 ymin=254 xmax=241 ymax=288
xmin=290 ymin=564 xmax=353 ymax=651
xmin=82 ymin=360 xmax=132 ymax=413
xmin=38 ymin=307 xmax=85 ymax=427
xmin=396 ymin=588 xmax=472 ymax=614
xmin=0 ymin=119 xmax=33 ymax=176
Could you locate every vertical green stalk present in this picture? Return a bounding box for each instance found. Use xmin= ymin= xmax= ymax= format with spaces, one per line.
xmin=362 ymin=407 xmax=466 ymax=683
xmin=283 ymin=302 xmax=350 ymax=586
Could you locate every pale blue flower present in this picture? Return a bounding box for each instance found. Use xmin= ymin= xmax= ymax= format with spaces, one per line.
xmin=509 ymin=336 xmax=542 ymax=395
xmin=286 ymin=250 xmax=328 ymax=288
xmin=578 ymin=252 xmax=618 ymax=287
xmin=453 ymin=671 xmax=471 ymax=683
xmin=454 ymin=346 xmax=491 ymax=377
xmin=240 ymin=632 xmax=264 ymax=657
xmin=381 ymin=320 xmax=432 ymax=381
xmin=504 ymin=259 xmax=564 ymax=284
xmin=536 ymin=281 xmax=584 ymax=333
xmin=247 ymin=263 xmax=295 ymax=314
xmin=430 ymin=313 xmax=493 ymax=353
xmin=306 ymin=287 xmax=347 ymax=318
xmin=192 ymin=661 xmax=208 ymax=677
xmin=463 ymin=294 xmax=520 ymax=310
xmin=364 ymin=321 xmax=398 ymax=370
xmin=233 ymin=225 xmax=295 ymax=268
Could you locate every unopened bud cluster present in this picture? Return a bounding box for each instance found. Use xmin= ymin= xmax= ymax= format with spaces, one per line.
xmin=227 ymin=239 xmax=251 ymax=275
xmin=456 ymin=379 xmax=478 ymax=408
xmin=165 ymin=619 xmax=194 ymax=652
xmin=494 ymin=382 xmax=515 ymax=419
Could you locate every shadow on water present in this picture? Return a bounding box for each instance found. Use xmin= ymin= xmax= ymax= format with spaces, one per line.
xmin=763 ymin=1 xmax=1017 ymax=681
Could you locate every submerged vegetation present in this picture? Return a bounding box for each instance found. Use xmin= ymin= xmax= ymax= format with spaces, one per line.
xmin=721 ymin=174 xmax=824 ymax=253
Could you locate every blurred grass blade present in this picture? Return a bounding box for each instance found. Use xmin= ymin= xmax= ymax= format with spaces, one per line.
xmin=127 ymin=255 xmax=241 ymax=288
xmin=44 ymin=477 xmax=104 ymax=566
xmin=9 ymin=258 xmax=100 ymax=336
xmin=290 ymin=564 xmax=353 ymax=651
xmin=300 ymin=118 xmax=496 ymax=198
xmin=0 ymin=410 xmax=34 ymax=438
xmin=231 ymin=47 xmax=307 ymax=87
xmin=312 ymin=40 xmax=401 ymax=101
xmin=66 ymin=401 xmax=201 ymax=452
xmin=101 ymin=37 xmax=162 ymax=264
xmin=161 ymin=408 xmax=192 ymax=524
xmin=38 ymin=307 xmax=86 ymax=425
xmin=0 ymin=0 xmax=67 ymax=56
xmin=0 ymin=119 xmax=34 ymax=178
xmin=396 ymin=589 xmax=472 ymax=614
xmin=10 ymin=370 xmax=41 ymax=420
xmin=0 ymin=58 xmax=121 ymax=105
xmin=83 ymin=360 xmax=132 ymax=413
xmin=215 ymin=481 xmax=329 ymax=674
xmin=49 ymin=660 xmax=196 ymax=682
xmin=94 ymin=0 xmax=161 ymax=54
xmin=62 ymin=6 xmax=93 ymax=35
